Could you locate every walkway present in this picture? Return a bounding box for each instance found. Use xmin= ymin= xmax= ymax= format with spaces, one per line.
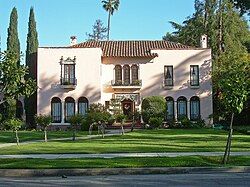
xmin=0 ymin=152 xmax=249 ymax=159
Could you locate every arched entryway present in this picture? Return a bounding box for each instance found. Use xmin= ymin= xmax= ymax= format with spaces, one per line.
xmin=121 ymin=99 xmax=134 ymax=120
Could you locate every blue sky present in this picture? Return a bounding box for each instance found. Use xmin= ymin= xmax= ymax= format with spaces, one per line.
xmin=0 ymin=0 xmax=195 ymax=54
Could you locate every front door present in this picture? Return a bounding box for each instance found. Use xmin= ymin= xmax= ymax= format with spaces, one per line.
xmin=121 ymin=99 xmax=134 ymax=120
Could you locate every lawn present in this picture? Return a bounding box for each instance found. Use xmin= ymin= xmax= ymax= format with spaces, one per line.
xmin=0 ymin=129 xmax=249 ymax=154
xmin=0 ymin=130 xmax=91 ymax=143
xmin=0 ymin=156 xmax=249 ymax=169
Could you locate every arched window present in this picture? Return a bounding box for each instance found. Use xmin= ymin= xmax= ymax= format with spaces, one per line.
xmin=131 ymin=65 xmax=139 ymax=85
xmin=166 ymin=97 xmax=174 ymax=120
xmin=65 ymin=97 xmax=75 ymax=122
xmin=78 ymin=97 xmax=89 ymax=116
xmin=177 ymin=96 xmax=187 ymax=119
xmin=190 ymin=96 xmax=200 ymax=120
xmin=123 ymin=65 xmax=130 ymax=85
xmin=51 ymin=97 xmax=62 ymax=123
xmin=115 ymin=65 xmax=122 ymax=85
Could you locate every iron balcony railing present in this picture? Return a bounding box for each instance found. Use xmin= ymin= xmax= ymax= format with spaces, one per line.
xmin=111 ymin=79 xmax=142 ymax=87
xmin=60 ymin=77 xmax=77 ymax=86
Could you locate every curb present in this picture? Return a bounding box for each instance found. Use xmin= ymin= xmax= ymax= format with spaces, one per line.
xmin=0 ymin=167 xmax=249 ymax=177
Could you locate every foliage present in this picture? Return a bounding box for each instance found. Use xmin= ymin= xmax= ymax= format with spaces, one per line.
xmin=69 ymin=114 xmax=84 ymax=141
xmin=102 ymin=0 xmax=120 ymax=40
xmin=7 ymin=7 xmax=20 ymax=65
xmin=35 ymin=114 xmax=52 ymax=129
xmin=233 ymin=0 xmax=250 ymax=15
xmin=3 ymin=118 xmax=23 ymax=145
xmin=115 ymin=113 xmax=127 ymax=123
xmin=0 ymin=51 xmax=37 ymax=106
xmin=149 ymin=117 xmax=163 ymax=129
xmin=82 ymin=103 xmax=111 ymax=131
xmin=109 ymin=98 xmax=122 ymax=115
xmin=86 ymin=19 xmax=107 ymax=41
xmin=25 ymin=7 xmax=39 ymax=128
xmin=141 ymin=96 xmax=166 ymax=124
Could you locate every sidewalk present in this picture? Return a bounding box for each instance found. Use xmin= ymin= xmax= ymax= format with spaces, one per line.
xmin=0 ymin=152 xmax=250 ymax=159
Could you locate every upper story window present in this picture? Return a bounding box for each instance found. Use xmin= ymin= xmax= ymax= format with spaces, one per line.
xmin=190 ymin=65 xmax=199 ymax=86
xmin=60 ymin=56 xmax=77 ymax=86
xmin=115 ymin=65 xmax=122 ymax=85
xmin=164 ymin=65 xmax=173 ymax=86
xmin=123 ymin=65 xmax=130 ymax=85
xmin=131 ymin=65 xmax=139 ymax=85
xmin=113 ymin=64 xmax=141 ymax=87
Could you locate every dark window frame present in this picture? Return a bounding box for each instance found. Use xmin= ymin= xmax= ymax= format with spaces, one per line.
xmin=190 ymin=96 xmax=200 ymax=120
xmin=64 ymin=97 xmax=75 ymax=123
xmin=164 ymin=65 xmax=174 ymax=86
xmin=177 ymin=96 xmax=187 ymax=119
xmin=51 ymin=97 xmax=62 ymax=123
xmin=78 ymin=97 xmax=89 ymax=116
xmin=190 ymin=65 xmax=199 ymax=86
xmin=115 ymin=65 xmax=122 ymax=85
xmin=166 ymin=97 xmax=174 ymax=120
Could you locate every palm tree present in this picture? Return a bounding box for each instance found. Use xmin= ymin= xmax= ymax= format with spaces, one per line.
xmin=102 ymin=0 xmax=120 ymax=40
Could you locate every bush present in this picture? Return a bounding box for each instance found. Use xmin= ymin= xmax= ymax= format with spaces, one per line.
xmin=35 ymin=114 xmax=52 ymax=130
xmin=141 ymin=96 xmax=166 ymax=124
xmin=81 ymin=103 xmax=111 ymax=131
xmin=115 ymin=113 xmax=127 ymax=123
xmin=149 ymin=117 xmax=163 ymax=129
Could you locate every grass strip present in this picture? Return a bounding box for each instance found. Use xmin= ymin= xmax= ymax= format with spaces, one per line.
xmin=0 ymin=156 xmax=249 ymax=169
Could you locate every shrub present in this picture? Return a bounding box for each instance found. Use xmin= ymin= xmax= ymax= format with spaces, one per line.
xmin=81 ymin=103 xmax=111 ymax=131
xmin=179 ymin=117 xmax=192 ymax=128
xmin=3 ymin=118 xmax=23 ymax=145
xmin=115 ymin=113 xmax=127 ymax=123
xmin=149 ymin=117 xmax=163 ymax=129
xmin=141 ymin=96 xmax=166 ymax=124
xmin=35 ymin=114 xmax=52 ymax=142
xmin=69 ymin=114 xmax=84 ymax=141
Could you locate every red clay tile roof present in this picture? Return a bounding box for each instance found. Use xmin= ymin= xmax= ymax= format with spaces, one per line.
xmin=70 ymin=40 xmax=193 ymax=57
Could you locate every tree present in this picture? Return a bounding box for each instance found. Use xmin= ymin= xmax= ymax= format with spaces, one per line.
xmin=35 ymin=114 xmax=52 ymax=142
xmin=7 ymin=7 xmax=20 ymax=65
xmin=233 ymin=0 xmax=250 ymax=15
xmin=4 ymin=118 xmax=23 ymax=145
xmin=0 ymin=51 xmax=37 ymax=109
xmin=215 ymin=53 xmax=250 ymax=164
xmin=86 ymin=19 xmax=108 ymax=41
xmin=25 ymin=7 xmax=39 ymax=128
xmin=101 ymin=0 xmax=120 ymax=40
xmin=69 ymin=114 xmax=84 ymax=141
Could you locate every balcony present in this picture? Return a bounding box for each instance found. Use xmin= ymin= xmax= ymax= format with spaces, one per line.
xmin=60 ymin=77 xmax=77 ymax=89
xmin=111 ymin=79 xmax=142 ymax=89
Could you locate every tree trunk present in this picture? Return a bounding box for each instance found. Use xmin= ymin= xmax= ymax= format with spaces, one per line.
xmin=15 ymin=129 xmax=19 ymax=146
xmin=72 ymin=129 xmax=76 ymax=141
xmin=222 ymin=112 xmax=234 ymax=164
xmin=44 ymin=127 xmax=47 ymax=142
xmin=107 ymin=11 xmax=111 ymax=41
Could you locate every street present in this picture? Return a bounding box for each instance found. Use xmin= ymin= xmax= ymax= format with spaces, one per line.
xmin=0 ymin=172 xmax=249 ymax=187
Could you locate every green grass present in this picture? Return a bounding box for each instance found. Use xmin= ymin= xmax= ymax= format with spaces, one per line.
xmin=0 ymin=130 xmax=92 ymax=143
xmin=0 ymin=156 xmax=249 ymax=169
xmin=0 ymin=129 xmax=249 ymax=154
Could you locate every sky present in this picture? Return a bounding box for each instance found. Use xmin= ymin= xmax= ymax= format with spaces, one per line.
xmin=0 ymin=0 xmax=196 ymax=56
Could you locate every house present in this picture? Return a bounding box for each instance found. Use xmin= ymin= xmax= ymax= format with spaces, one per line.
xmin=35 ymin=35 xmax=212 ymax=127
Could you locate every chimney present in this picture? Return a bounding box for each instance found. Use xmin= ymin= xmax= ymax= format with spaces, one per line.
xmin=200 ymin=34 xmax=207 ymax=48
xmin=70 ymin=36 xmax=77 ymax=46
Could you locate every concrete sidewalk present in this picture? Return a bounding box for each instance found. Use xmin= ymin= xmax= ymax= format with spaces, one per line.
xmin=0 ymin=152 xmax=250 ymax=159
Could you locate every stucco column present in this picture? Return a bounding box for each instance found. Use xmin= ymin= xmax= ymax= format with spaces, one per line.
xmin=187 ymin=101 xmax=190 ymax=119
xmin=174 ymin=100 xmax=178 ymax=120
xmin=75 ymin=101 xmax=78 ymax=115
xmin=61 ymin=101 xmax=65 ymax=124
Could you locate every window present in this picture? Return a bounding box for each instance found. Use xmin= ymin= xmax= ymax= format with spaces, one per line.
xmin=123 ymin=65 xmax=130 ymax=85
xmin=62 ymin=64 xmax=76 ymax=85
xmin=65 ymin=97 xmax=75 ymax=122
xmin=51 ymin=97 xmax=62 ymax=123
xmin=164 ymin=66 xmax=173 ymax=86
xmin=177 ymin=96 xmax=187 ymax=119
xmin=78 ymin=97 xmax=88 ymax=116
xmin=166 ymin=97 xmax=174 ymax=120
xmin=131 ymin=65 xmax=139 ymax=85
xmin=115 ymin=65 xmax=122 ymax=85
xmin=190 ymin=65 xmax=199 ymax=86
xmin=190 ymin=96 xmax=200 ymax=120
